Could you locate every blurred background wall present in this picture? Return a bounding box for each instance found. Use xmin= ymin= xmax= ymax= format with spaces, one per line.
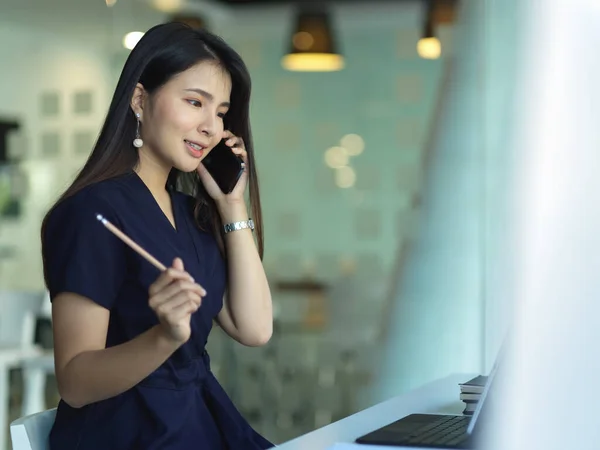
xmin=374 ymin=0 xmax=523 ymax=402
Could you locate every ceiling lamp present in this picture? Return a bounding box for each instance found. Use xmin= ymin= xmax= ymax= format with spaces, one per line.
xmin=417 ymin=20 xmax=441 ymax=59
xmin=282 ymin=8 xmax=344 ymax=72
xmin=417 ymin=0 xmax=442 ymax=59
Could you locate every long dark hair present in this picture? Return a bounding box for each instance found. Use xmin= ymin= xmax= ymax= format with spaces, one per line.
xmin=41 ymin=22 xmax=263 ymax=286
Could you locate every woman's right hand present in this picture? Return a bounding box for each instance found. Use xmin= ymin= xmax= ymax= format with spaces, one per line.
xmin=148 ymin=257 xmax=206 ymax=345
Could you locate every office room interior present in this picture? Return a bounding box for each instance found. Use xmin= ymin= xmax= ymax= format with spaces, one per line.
xmin=2 ymin=0 xmax=599 ymax=448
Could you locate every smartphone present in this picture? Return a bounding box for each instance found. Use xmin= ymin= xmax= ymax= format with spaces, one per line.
xmin=202 ymin=140 xmax=244 ymax=194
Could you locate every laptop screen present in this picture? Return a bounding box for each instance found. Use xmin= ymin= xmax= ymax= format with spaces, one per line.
xmin=466 ymin=342 xmax=506 ymax=436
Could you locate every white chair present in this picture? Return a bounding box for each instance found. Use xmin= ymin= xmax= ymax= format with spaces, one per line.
xmin=10 ymin=408 xmax=56 ymax=450
xmin=20 ymin=291 xmax=55 ymax=418
xmin=20 ymin=355 xmax=55 ymax=417
xmin=0 ymin=291 xmax=47 ymax=450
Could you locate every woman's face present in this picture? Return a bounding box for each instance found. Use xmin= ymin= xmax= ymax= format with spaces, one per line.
xmin=134 ymin=60 xmax=232 ymax=173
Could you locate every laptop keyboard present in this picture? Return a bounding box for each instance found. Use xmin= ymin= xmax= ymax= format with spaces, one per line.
xmin=404 ymin=415 xmax=470 ymax=447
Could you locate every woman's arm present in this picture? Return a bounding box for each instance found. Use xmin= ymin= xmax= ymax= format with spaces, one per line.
xmin=53 ymin=293 xmax=180 ymax=408
xmin=53 ymin=263 xmax=204 ymax=409
xmin=215 ymin=201 xmax=273 ymax=347
xmin=196 ymin=130 xmax=273 ymax=346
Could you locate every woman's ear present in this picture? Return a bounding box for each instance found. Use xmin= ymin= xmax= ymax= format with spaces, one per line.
xmin=130 ymin=83 xmax=146 ymax=119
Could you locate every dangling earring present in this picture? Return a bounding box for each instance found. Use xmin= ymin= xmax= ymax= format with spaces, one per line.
xmin=133 ymin=113 xmax=143 ymax=148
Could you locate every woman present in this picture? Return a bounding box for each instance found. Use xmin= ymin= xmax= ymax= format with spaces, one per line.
xmin=41 ymin=22 xmax=274 ymax=449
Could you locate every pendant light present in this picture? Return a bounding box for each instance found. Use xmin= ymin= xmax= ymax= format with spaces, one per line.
xmin=282 ymin=7 xmax=344 ymax=72
xmin=417 ymin=19 xmax=441 ymax=59
xmin=417 ymin=0 xmax=442 ymax=59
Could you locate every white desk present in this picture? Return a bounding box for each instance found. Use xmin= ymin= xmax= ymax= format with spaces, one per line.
xmin=277 ymin=373 xmax=474 ymax=450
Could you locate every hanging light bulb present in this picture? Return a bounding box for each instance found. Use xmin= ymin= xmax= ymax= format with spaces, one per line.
xmin=282 ymin=8 xmax=345 ymax=72
xmin=417 ymin=19 xmax=441 ymax=59
xmin=418 ymin=1 xmax=442 ymax=60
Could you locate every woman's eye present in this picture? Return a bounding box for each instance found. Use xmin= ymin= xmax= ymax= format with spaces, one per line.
xmin=217 ymin=112 xmax=226 ymax=119
xmin=187 ymin=99 xmax=202 ymax=107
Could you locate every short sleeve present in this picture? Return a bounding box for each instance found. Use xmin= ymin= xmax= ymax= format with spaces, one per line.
xmin=43 ymin=190 xmax=127 ymax=310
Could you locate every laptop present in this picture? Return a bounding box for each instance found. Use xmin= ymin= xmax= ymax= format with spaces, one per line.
xmin=354 ymin=354 xmax=501 ymax=449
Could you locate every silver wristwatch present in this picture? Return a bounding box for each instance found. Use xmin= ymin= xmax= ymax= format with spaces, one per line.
xmin=223 ymin=219 xmax=255 ymax=234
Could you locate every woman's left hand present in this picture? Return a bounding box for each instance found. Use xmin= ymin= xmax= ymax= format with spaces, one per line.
xmin=196 ymin=130 xmax=248 ymax=206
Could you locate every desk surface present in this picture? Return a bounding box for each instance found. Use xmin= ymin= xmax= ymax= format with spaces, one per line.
xmin=277 ymin=373 xmax=473 ymax=450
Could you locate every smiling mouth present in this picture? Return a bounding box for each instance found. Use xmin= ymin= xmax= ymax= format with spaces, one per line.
xmin=184 ymin=140 xmax=205 ymax=158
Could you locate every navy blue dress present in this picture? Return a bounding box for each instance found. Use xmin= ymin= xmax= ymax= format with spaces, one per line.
xmin=44 ymin=172 xmax=274 ymax=450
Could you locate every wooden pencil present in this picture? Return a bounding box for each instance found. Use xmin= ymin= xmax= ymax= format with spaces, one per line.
xmin=96 ymin=214 xmax=167 ymax=271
